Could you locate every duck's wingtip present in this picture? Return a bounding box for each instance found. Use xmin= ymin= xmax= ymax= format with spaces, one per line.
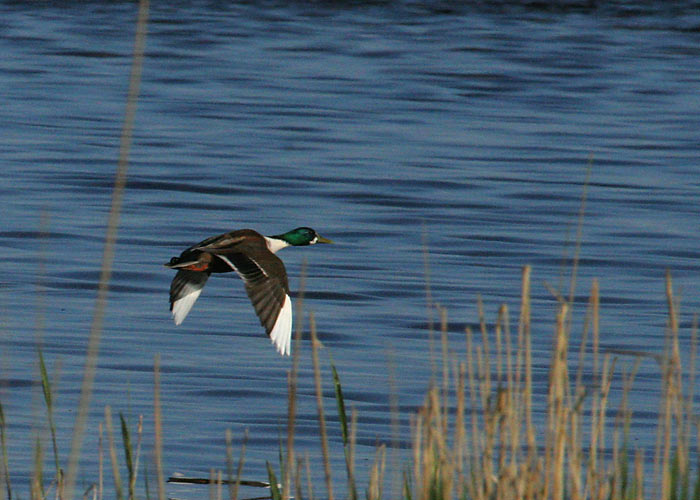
xmin=172 ymin=312 xmax=184 ymax=326
xmin=170 ymin=288 xmax=203 ymax=326
xmin=269 ymin=295 xmax=293 ymax=356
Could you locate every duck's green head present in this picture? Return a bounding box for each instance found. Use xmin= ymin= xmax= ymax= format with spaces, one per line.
xmin=273 ymin=227 xmax=334 ymax=246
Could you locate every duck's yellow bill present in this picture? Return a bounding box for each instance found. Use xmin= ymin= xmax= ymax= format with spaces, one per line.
xmin=317 ymin=235 xmax=334 ymax=244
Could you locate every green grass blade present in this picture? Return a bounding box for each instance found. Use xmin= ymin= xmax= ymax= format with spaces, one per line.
xmin=670 ymin=450 xmax=680 ymax=500
xmin=330 ymin=357 xmax=348 ymax=446
xmin=38 ymin=349 xmax=60 ymax=476
xmin=266 ymin=461 xmax=282 ymax=500
xmin=32 ymin=436 xmax=44 ymax=499
xmin=105 ymin=407 xmax=124 ymax=500
xmin=402 ymin=469 xmax=412 ymax=500
xmin=119 ymin=413 xmax=135 ymax=500
xmin=277 ymin=432 xmax=286 ymax=499
xmin=38 ymin=350 xmax=51 ymax=409
xmin=330 ymin=358 xmax=359 ymax=500
xmin=0 ymin=400 xmax=12 ymax=500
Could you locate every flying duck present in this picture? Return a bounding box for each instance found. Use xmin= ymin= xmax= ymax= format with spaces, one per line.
xmin=165 ymin=227 xmax=333 ymax=356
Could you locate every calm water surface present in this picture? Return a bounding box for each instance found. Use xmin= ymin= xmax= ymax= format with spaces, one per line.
xmin=1 ymin=1 xmax=699 ymax=497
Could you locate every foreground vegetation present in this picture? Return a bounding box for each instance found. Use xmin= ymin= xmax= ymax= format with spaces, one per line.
xmin=1 ymin=267 xmax=698 ymax=500
xmin=270 ymin=268 xmax=698 ymax=500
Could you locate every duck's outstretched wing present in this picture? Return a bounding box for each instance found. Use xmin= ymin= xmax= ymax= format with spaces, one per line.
xmin=169 ymin=270 xmax=210 ymax=325
xmin=214 ymin=251 xmax=292 ymax=356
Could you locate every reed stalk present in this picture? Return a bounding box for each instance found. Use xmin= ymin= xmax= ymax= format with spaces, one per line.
xmin=64 ymin=0 xmax=149 ymax=496
xmin=311 ymin=312 xmax=334 ymax=500
xmin=266 ymin=462 xmax=281 ymax=500
xmin=366 ymin=445 xmax=386 ymax=500
xmin=153 ymin=355 xmax=165 ymax=500
xmin=284 ymin=260 xmax=305 ymax=500
xmin=98 ymin=423 xmax=103 ymax=500
xmin=304 ymin=453 xmax=315 ymax=500
xmin=225 ymin=430 xmax=234 ymax=500
xmin=331 ymin=358 xmax=357 ymax=500
xmin=0 ymin=400 xmax=9 ymax=500
xmin=104 ymin=407 xmax=123 ymax=500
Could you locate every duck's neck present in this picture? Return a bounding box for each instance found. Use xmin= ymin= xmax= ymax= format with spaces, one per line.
xmin=265 ymin=236 xmax=291 ymax=254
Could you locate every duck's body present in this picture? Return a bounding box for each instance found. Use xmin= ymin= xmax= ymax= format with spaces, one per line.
xmin=165 ymin=227 xmax=332 ymax=356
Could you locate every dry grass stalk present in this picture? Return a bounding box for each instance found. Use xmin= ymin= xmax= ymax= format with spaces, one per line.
xmin=285 ymin=366 xmax=297 ymax=500
xmin=98 ymin=422 xmax=103 ymax=500
xmin=412 ymin=413 xmax=422 ymax=498
xmin=660 ymin=272 xmax=679 ymax=499
xmin=519 ymin=266 xmax=536 ymax=466
xmin=477 ymin=296 xmax=492 ymax=403
xmin=63 ymin=0 xmax=149 ymax=494
xmin=440 ymin=308 xmax=450 ymax=430
xmin=130 ymin=415 xmax=143 ymax=499
xmin=284 ymin=263 xmax=306 ymax=500
xmin=367 ymin=445 xmax=386 ymax=500
xmin=303 ymin=453 xmax=315 ymax=500
xmin=422 ymin=226 xmax=436 ymax=378
xmin=231 ymin=430 xmax=247 ymax=500
xmin=153 ymin=355 xmax=166 ymax=500
xmin=400 ymin=266 xmax=700 ymax=500
xmin=545 ymin=302 xmax=570 ymax=500
xmin=208 ymin=469 xmax=215 ymax=500
xmin=454 ymin=362 xmax=466 ymax=482
xmin=103 ymin=407 xmax=122 ymax=500
xmin=634 ymin=448 xmax=645 ymax=500
xmin=384 ymin=350 xmax=399 ymax=500
xmin=310 ymin=312 xmax=334 ymax=500
xmin=224 ymin=430 xmax=234 ymax=500
xmin=0 ymin=403 xmax=10 ymax=500
xmin=572 ymin=280 xmax=594 ymax=497
xmin=348 ymin=407 xmax=358 ymax=500
xmin=464 ymin=326 xmax=481 ymax=499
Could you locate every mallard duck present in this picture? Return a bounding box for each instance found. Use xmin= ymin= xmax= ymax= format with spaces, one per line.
xmin=165 ymin=227 xmax=333 ymax=356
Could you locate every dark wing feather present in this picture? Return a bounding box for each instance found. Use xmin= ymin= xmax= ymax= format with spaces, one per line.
xmin=193 ymin=229 xmax=260 ymax=252
xmin=214 ymin=250 xmax=289 ymax=335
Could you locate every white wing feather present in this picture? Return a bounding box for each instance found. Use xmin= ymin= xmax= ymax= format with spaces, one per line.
xmin=171 ymin=288 xmax=203 ymax=325
xmin=269 ymin=295 xmax=293 ymax=356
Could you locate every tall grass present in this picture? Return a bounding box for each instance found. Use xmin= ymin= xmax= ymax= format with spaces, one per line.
xmin=265 ymin=267 xmax=698 ymax=500
xmin=2 ymin=269 xmax=697 ymax=499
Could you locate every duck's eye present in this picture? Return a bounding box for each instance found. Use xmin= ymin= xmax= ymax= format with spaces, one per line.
xmin=169 ymin=257 xmax=179 ymax=265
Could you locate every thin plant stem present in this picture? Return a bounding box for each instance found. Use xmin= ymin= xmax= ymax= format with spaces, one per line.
xmin=98 ymin=423 xmax=103 ymax=500
xmin=104 ymin=407 xmax=124 ymax=500
xmin=310 ymin=313 xmax=334 ymax=500
xmin=63 ymin=1 xmax=149 ymax=496
xmin=153 ymin=355 xmax=165 ymax=500
xmin=285 ymin=260 xmax=306 ymax=500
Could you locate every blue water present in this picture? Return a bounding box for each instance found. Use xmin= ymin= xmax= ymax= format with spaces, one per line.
xmin=1 ymin=1 xmax=699 ymax=497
